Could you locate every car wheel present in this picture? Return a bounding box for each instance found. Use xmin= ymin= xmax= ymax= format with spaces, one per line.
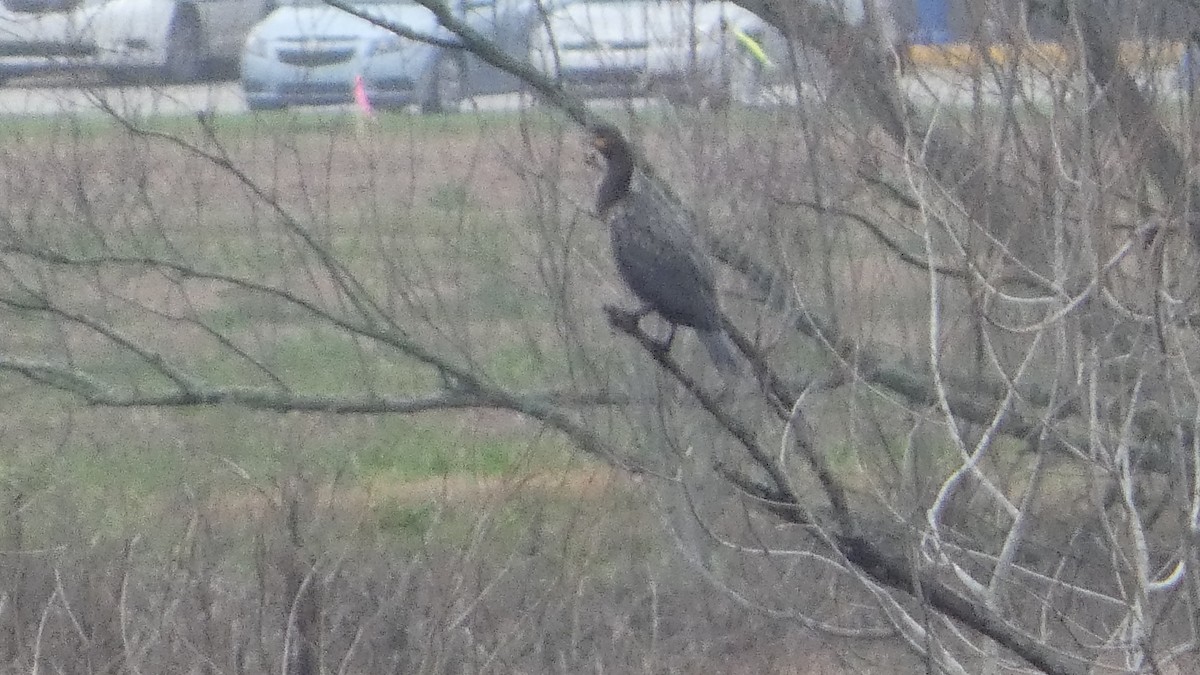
xmin=161 ymin=13 xmax=204 ymax=84
xmin=420 ymin=57 xmax=467 ymax=114
xmin=246 ymin=99 xmax=285 ymax=112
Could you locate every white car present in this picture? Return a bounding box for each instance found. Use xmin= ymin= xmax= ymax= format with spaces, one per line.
xmin=241 ymin=0 xmax=556 ymax=113
xmin=0 ymin=0 xmax=275 ymax=83
xmin=529 ymin=0 xmax=782 ymax=105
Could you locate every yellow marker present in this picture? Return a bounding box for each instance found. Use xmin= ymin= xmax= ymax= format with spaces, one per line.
xmin=731 ymin=26 xmax=773 ymax=69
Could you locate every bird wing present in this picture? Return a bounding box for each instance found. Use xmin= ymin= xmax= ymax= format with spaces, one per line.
xmin=608 ymin=191 xmax=723 ymax=331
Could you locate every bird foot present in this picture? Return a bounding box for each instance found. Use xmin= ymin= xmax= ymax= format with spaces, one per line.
xmin=604 ymin=304 xmax=642 ymax=334
xmin=646 ymin=338 xmax=673 ymax=358
xmin=605 ymin=305 xmax=675 ymax=357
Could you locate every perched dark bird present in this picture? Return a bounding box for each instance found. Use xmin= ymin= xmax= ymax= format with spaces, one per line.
xmin=589 ymin=122 xmax=738 ymax=373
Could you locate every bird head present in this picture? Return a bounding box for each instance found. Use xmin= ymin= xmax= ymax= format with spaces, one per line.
xmin=587 ymin=122 xmax=635 ymax=218
xmin=588 ymin=122 xmax=629 ymax=164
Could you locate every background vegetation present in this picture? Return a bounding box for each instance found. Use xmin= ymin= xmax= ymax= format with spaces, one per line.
xmin=4 ymin=0 xmax=1200 ymax=673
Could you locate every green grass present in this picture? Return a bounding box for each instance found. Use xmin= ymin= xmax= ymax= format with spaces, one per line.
xmin=429 ymin=180 xmax=476 ymax=211
xmin=0 ymin=398 xmax=577 ymax=543
xmin=188 ymin=305 xmax=559 ymax=392
xmin=0 ymin=105 xmax=569 ymax=142
xmin=0 ymin=108 xmax=599 ymax=548
xmin=216 ymin=106 xmax=566 ymax=136
xmin=355 ymin=417 xmax=543 ymax=479
xmin=373 ymin=501 xmax=436 ymax=539
xmin=0 ymin=308 xmax=574 ymax=542
xmin=0 ymin=96 xmax=789 ymax=146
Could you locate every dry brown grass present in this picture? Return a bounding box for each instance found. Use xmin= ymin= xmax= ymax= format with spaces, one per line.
xmin=0 ymin=109 xmax=1072 ymax=673
xmin=205 ymin=467 xmax=625 ymax=526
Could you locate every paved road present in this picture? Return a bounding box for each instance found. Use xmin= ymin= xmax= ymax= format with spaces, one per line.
xmin=0 ymin=77 xmax=976 ymax=119
xmin=0 ymin=70 xmax=1187 ymax=119
xmin=0 ymin=80 xmax=526 ymax=117
xmin=0 ymin=81 xmax=249 ymax=117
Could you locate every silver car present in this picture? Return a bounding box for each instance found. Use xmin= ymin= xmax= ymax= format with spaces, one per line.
xmin=241 ymin=0 xmax=556 ymax=112
xmin=0 ymin=0 xmax=273 ymax=84
xmin=530 ymin=0 xmax=782 ymax=105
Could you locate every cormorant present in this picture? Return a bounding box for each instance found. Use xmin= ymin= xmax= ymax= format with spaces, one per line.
xmin=589 ymin=122 xmax=738 ymax=373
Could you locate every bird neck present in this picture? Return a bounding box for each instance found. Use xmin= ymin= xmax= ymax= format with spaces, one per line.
xmin=596 ymin=155 xmax=634 ymax=218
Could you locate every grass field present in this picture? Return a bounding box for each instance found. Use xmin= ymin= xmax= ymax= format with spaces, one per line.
xmin=0 ymin=107 xmax=597 ymax=516
xmin=0 ymin=102 xmax=1005 ymax=529
xmin=0 ymin=98 xmax=1112 ymax=672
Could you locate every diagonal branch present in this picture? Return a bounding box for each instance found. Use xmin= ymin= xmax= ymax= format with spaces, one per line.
xmin=0 ymin=355 xmax=628 ymax=413
xmin=602 ymin=305 xmax=807 ymax=518
xmin=1070 ymin=2 xmax=1200 ymax=248
xmin=322 ymin=0 xmax=463 ymax=50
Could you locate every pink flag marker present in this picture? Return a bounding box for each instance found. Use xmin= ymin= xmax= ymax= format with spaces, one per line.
xmin=353 ymin=74 xmax=375 ymax=118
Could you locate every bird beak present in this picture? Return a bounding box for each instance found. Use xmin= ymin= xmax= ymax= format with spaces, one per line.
xmin=584 ymin=135 xmax=604 ymax=168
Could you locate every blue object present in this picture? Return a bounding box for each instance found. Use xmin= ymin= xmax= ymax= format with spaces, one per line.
xmin=911 ymin=0 xmax=952 ymax=45
xmin=1179 ymin=43 xmax=1200 ymax=90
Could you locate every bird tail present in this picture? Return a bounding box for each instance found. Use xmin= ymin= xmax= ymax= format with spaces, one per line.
xmin=699 ymin=329 xmax=740 ymax=375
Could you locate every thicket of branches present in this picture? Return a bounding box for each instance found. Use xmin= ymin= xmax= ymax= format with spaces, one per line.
xmin=4 ymin=0 xmax=1200 ymax=672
